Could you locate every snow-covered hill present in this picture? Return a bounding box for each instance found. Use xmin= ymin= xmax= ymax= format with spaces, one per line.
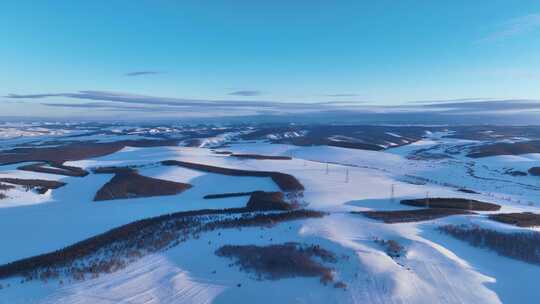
xmin=1 ymin=125 xmax=540 ymax=303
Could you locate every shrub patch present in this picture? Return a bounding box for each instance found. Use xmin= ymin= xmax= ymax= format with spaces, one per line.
xmin=401 ymin=198 xmax=500 ymax=211
xmin=358 ymin=209 xmax=472 ymax=223
xmin=215 ymin=243 xmax=337 ymax=285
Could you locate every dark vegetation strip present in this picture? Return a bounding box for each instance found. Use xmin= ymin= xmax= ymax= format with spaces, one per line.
xmin=489 ymin=212 xmax=540 ymax=227
xmin=373 ymin=239 xmax=406 ymax=258
xmin=457 ymin=188 xmax=479 ymax=194
xmin=230 ymin=154 xmax=292 ymax=160
xmin=529 ymin=167 xmax=540 ymax=176
xmin=357 ymin=209 xmax=473 ymax=224
xmin=444 ymin=126 xmax=540 ymax=141
xmin=0 ymin=183 xmax=15 ymax=191
xmin=161 ymin=160 xmax=304 ymax=192
xmin=439 ymin=224 xmax=540 ymax=265
xmin=272 ymin=136 xmax=384 ymax=151
xmin=0 ymin=139 xmax=179 ymax=166
xmin=0 ymin=178 xmax=66 ymax=193
xmin=401 ymin=198 xmax=500 ymax=211
xmin=204 ymin=191 xmax=294 ymax=211
xmin=204 ymin=192 xmax=255 ymax=199
xmin=0 ymin=183 xmax=14 ymax=200
xmin=212 ymin=150 xmax=232 ymax=155
xmin=17 ymin=162 xmax=88 ymax=177
xmin=241 ymin=125 xmax=429 ymax=151
xmin=93 ymin=170 xmax=191 ymax=201
xmin=467 ymin=140 xmax=540 ymax=158
xmin=503 ymin=169 xmax=527 ymax=177
xmin=216 ymin=243 xmax=345 ymax=287
xmin=246 ymin=191 xmax=293 ymax=211
xmin=0 ymin=208 xmax=324 ymax=281
xmin=92 ymin=166 xmax=137 ymax=175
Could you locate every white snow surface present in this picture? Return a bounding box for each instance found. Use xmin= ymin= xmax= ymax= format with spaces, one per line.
xmin=1 ymin=137 xmax=540 ymax=303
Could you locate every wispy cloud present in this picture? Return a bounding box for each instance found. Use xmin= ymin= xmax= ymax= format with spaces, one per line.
xmin=6 ymin=93 xmax=64 ymax=99
xmin=124 ymin=71 xmax=162 ymax=77
xmin=8 ymin=90 xmax=351 ymax=110
xmin=228 ymin=90 xmax=262 ymax=96
xmin=7 ymin=91 xmax=279 ymax=107
xmin=418 ymin=99 xmax=540 ymax=116
xmin=7 ymin=91 xmax=540 ymax=119
xmin=407 ymin=98 xmax=498 ymax=104
xmin=481 ymin=13 xmax=540 ymax=42
xmin=323 ymin=93 xmax=360 ymax=97
xmin=42 ymin=102 xmax=184 ymax=113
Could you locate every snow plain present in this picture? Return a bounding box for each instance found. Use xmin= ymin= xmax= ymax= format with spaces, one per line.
xmin=1 ymin=134 xmax=540 ymax=303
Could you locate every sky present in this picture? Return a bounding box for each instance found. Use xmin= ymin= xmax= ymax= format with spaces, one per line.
xmin=1 ymin=1 xmax=540 ymax=121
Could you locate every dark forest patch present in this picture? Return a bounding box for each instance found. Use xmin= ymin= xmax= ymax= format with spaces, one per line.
xmin=241 ymin=125 xmax=430 ymax=151
xmin=0 ymin=208 xmax=324 ymax=282
xmin=489 ymin=212 xmax=540 ymax=227
xmin=528 ymin=167 xmax=540 ymax=176
xmin=92 ymin=166 xmax=138 ymax=175
xmin=446 ymin=126 xmax=540 ymax=141
xmin=373 ymin=238 xmax=406 ymax=258
xmin=457 ymin=188 xmax=479 ymax=194
xmin=401 ymin=198 xmax=500 ymax=211
xmin=215 ymin=243 xmax=339 ymax=285
xmin=0 ymin=139 xmax=179 ymax=166
xmin=246 ymin=191 xmax=292 ymax=211
xmin=161 ymin=160 xmax=304 ymax=192
xmin=357 ymin=209 xmax=472 ymax=223
xmin=212 ymin=150 xmax=233 ymax=155
xmin=502 ymin=168 xmax=528 ymax=177
xmin=0 ymin=178 xmax=66 ymax=194
xmin=204 ymin=192 xmax=255 ymax=199
xmin=93 ymin=170 xmax=191 ymax=201
xmin=182 ymin=138 xmax=203 ymax=147
xmin=1 ymin=182 xmax=16 ymax=199
xmin=230 ymin=154 xmax=292 ymax=160
xmin=17 ymin=162 xmax=88 ymax=177
xmin=439 ymin=224 xmax=540 ymax=265
xmin=0 ymin=183 xmax=15 ymax=191
xmin=204 ymin=191 xmax=296 ymax=211
xmin=467 ymin=140 xmax=540 ymax=158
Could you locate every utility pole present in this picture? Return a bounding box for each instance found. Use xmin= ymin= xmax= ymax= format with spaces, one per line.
xmin=391 ymin=184 xmax=395 ymax=202
xmin=345 ymin=168 xmax=349 ymax=183
xmin=325 ymin=163 xmax=329 ymax=175
xmin=425 ymin=191 xmax=430 ymax=208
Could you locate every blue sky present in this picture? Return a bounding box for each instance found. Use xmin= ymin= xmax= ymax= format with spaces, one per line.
xmin=1 ymin=1 xmax=540 ymax=119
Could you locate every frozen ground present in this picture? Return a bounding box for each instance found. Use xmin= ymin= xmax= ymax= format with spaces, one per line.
xmin=1 ymin=132 xmax=540 ymax=303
